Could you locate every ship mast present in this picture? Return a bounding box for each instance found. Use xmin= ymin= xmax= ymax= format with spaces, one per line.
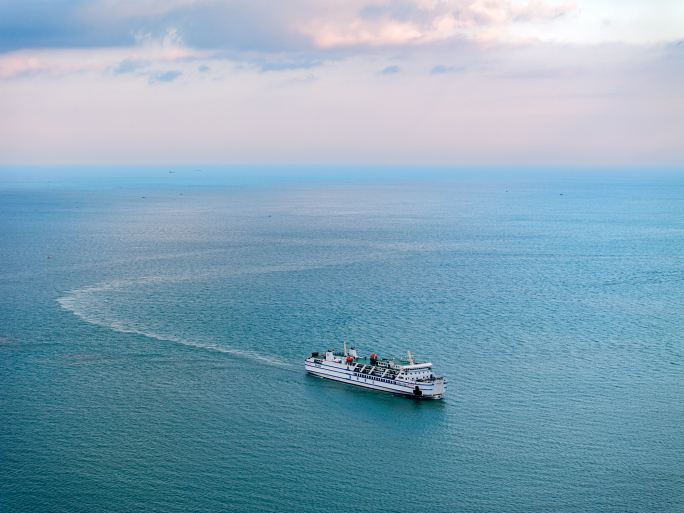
xmin=344 ymin=341 xmax=347 ymax=357
xmin=407 ymin=350 xmax=414 ymax=365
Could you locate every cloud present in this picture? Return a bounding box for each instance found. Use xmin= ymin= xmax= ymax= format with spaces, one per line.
xmin=0 ymin=0 xmax=580 ymax=56
xmin=0 ymin=55 xmax=50 ymax=79
xmin=0 ymin=0 xmax=137 ymax=53
xmin=259 ymin=59 xmax=323 ymax=72
xmin=0 ymin=36 xmax=210 ymax=80
xmin=297 ymin=0 xmax=578 ymax=48
xmin=431 ymin=64 xmax=464 ymax=73
xmin=0 ymin=49 xmax=116 ymax=79
xmin=0 ymin=3 xmax=682 ymax=167
xmin=286 ymin=72 xmax=320 ymax=83
xmin=115 ymin=58 xmax=150 ymax=74
xmin=1 ymin=40 xmax=683 ymax=165
xmin=0 ymin=0 xmax=311 ymax=54
xmin=4 ymin=0 xmax=684 ymax=61
xmin=149 ymin=69 xmax=183 ymax=83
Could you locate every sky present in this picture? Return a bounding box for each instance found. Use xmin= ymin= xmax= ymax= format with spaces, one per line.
xmin=0 ymin=0 xmax=682 ymax=165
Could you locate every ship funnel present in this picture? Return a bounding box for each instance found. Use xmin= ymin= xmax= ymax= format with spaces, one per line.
xmin=349 ymin=347 xmax=358 ymax=358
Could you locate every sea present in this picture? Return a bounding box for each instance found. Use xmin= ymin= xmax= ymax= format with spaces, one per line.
xmin=1 ymin=166 xmax=683 ymax=512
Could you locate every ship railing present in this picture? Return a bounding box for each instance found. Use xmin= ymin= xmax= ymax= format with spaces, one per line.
xmin=353 ymin=366 xmax=398 ymax=379
xmin=415 ymin=376 xmax=444 ymax=383
xmin=351 ymin=365 xmax=398 ymax=378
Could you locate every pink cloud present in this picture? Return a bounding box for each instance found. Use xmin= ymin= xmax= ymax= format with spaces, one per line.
xmin=0 ymin=53 xmax=111 ymax=79
xmin=298 ymin=0 xmax=578 ymax=48
xmin=0 ymin=56 xmax=47 ymax=79
xmin=0 ymin=45 xmax=209 ymax=80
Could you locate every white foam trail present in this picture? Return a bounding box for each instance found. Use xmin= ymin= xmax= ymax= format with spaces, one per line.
xmin=57 ymin=280 xmax=294 ymax=370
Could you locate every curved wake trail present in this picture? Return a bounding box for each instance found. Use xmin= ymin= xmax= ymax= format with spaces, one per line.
xmin=57 ymin=280 xmax=295 ymax=370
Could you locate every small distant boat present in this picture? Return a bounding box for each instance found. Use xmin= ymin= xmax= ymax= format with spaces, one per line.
xmin=305 ymin=343 xmax=446 ymax=399
xmin=47 ymin=255 xmax=50 ymax=259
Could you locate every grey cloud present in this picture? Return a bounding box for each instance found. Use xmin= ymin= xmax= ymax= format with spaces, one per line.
xmin=259 ymin=59 xmax=323 ymax=72
xmin=0 ymin=0 xmax=313 ymax=54
xmin=149 ymin=70 xmax=182 ymax=84
xmin=115 ymin=59 xmax=150 ymax=75
xmin=360 ymin=0 xmax=449 ymax=25
xmin=431 ymin=65 xmax=464 ymax=73
xmin=167 ymin=1 xmax=312 ymax=53
xmin=0 ymin=0 xmax=138 ymax=52
xmin=286 ymin=73 xmax=319 ymax=84
xmin=0 ymin=0 xmax=584 ymax=58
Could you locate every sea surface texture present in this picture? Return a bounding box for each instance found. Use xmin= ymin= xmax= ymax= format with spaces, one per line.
xmin=1 ymin=167 xmax=683 ymax=512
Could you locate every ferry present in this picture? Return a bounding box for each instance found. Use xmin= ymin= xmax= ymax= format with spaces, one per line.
xmin=305 ymin=343 xmax=446 ymax=398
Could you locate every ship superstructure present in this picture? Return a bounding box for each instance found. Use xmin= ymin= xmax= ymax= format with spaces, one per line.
xmin=304 ymin=343 xmax=446 ymax=398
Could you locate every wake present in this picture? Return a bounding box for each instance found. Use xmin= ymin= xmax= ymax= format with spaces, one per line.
xmin=57 ymin=279 xmax=295 ymax=370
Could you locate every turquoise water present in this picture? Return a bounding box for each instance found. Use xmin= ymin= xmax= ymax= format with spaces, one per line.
xmin=1 ymin=167 xmax=683 ymax=512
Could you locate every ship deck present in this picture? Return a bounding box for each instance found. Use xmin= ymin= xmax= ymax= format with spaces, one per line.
xmin=334 ymin=355 xmax=412 ymax=367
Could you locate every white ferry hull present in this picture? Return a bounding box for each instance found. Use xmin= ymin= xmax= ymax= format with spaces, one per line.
xmin=305 ymin=358 xmax=446 ymax=399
